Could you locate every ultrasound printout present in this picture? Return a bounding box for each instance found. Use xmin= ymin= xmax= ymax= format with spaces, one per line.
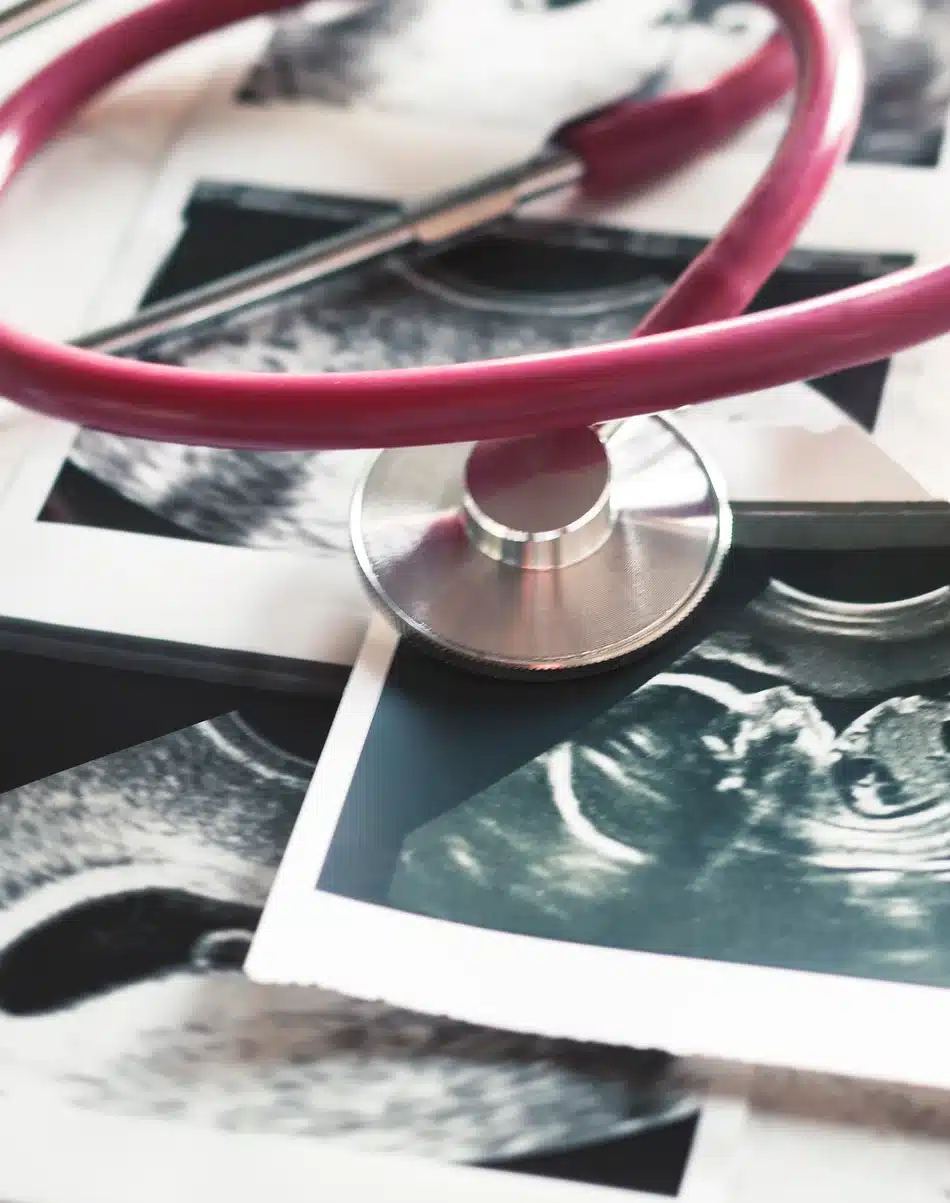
xmin=0 ymin=652 xmax=747 ymax=1201
xmin=248 ymin=516 xmax=950 ymax=1094
xmin=38 ymin=182 xmax=913 ymax=559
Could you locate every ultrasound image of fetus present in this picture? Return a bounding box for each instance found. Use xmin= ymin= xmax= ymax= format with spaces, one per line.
xmin=65 ymin=223 xmax=670 ymax=555
xmin=51 ymin=174 xmax=905 ymax=552
xmin=389 ymin=583 xmax=950 ymax=989
xmin=0 ymin=710 xmax=694 ymax=1162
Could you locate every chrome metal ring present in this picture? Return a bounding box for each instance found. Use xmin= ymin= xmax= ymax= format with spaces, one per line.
xmin=350 ymin=415 xmax=732 ymax=678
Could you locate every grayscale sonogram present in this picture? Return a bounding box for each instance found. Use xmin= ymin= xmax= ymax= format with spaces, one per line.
xmin=38 ymin=181 xmax=911 ymax=554
xmin=0 ymin=652 xmax=704 ymax=1198
xmin=237 ymin=0 xmax=950 ymax=169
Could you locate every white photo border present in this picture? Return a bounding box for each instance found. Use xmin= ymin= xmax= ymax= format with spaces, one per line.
xmin=247 ymin=612 xmax=950 ymax=1094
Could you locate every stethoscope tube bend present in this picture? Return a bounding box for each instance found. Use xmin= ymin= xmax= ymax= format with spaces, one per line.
xmin=0 ymin=0 xmax=899 ymax=452
xmin=1 ymin=0 xmax=947 ymax=677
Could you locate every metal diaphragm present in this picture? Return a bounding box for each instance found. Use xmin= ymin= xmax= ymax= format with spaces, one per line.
xmin=350 ymin=415 xmax=732 ymax=678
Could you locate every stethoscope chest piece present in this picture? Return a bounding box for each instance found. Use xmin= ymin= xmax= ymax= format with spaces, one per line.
xmin=351 ymin=415 xmax=732 ymax=678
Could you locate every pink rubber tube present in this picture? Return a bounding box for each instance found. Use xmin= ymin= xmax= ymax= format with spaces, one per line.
xmin=0 ymin=0 xmax=933 ymax=452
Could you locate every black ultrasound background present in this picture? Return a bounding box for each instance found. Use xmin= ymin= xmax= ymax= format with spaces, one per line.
xmin=38 ymin=180 xmax=913 ymax=546
xmin=0 ymin=647 xmax=704 ymax=1196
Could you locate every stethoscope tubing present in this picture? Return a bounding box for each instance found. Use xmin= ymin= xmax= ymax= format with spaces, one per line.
xmin=0 ymin=0 xmax=937 ymax=453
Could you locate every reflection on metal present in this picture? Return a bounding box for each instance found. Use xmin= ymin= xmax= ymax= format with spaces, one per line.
xmin=352 ymin=415 xmax=731 ymax=677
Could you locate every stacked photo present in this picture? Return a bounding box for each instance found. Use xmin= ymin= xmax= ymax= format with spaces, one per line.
xmin=2 ymin=2 xmax=950 ymax=1200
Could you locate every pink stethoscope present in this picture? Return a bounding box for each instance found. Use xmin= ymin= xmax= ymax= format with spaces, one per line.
xmin=0 ymin=0 xmax=945 ymax=677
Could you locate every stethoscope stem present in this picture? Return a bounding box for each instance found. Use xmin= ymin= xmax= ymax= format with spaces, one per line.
xmin=75 ymin=146 xmax=583 ymax=357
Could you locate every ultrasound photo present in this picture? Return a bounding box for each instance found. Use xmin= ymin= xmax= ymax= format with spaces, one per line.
xmin=238 ymin=0 xmax=684 ymax=130
xmin=0 ymin=651 xmax=717 ymax=1198
xmin=38 ymin=180 xmax=912 ymax=557
xmin=294 ymin=531 xmax=950 ymax=1013
xmin=238 ymin=0 xmax=950 ymax=169
xmin=384 ymin=576 xmax=950 ymax=987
